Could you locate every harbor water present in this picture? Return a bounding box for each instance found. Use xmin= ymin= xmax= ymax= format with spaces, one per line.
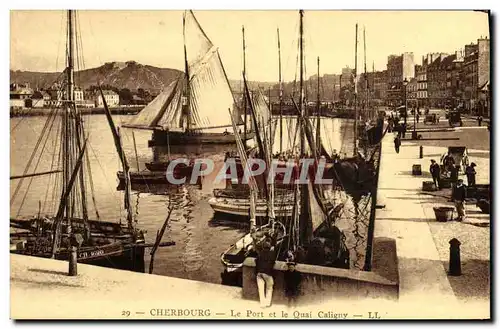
xmin=10 ymin=114 xmax=371 ymax=284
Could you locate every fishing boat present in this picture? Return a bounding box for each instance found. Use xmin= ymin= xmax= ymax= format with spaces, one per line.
xmin=10 ymin=10 xmax=174 ymax=273
xmin=220 ymin=11 xmax=351 ymax=285
xmin=123 ymin=10 xmax=254 ymax=146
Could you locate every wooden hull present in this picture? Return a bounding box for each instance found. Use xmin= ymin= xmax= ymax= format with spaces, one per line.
xmin=11 ymin=242 xmax=146 ymax=272
xmin=145 ymin=161 xmax=194 ymax=172
xmin=10 ymin=217 xmax=146 ymax=272
xmin=208 ymin=196 xmax=294 ymax=218
xmin=117 ymin=170 xmax=201 ymax=185
xmin=148 ymin=130 xmax=256 ymax=146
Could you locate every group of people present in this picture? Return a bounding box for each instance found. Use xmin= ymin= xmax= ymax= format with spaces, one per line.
xmin=429 ymin=156 xmax=478 ymax=222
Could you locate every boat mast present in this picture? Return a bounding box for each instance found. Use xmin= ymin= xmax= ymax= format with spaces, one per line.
xmin=315 ymin=56 xmax=321 ymax=155
xmin=372 ymin=60 xmax=375 ymax=117
xmin=298 ymin=9 xmax=311 ymax=246
xmin=242 ymin=26 xmax=247 ymax=147
xmin=299 ymin=10 xmax=305 ymax=156
xmin=363 ymin=26 xmax=368 ymax=120
xmin=183 ymin=12 xmax=191 ymax=132
xmin=277 ymin=28 xmax=283 ymax=155
xmin=353 ymin=23 xmax=359 ymax=156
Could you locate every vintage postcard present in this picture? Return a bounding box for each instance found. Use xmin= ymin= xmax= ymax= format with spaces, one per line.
xmin=9 ymin=9 xmax=491 ymax=320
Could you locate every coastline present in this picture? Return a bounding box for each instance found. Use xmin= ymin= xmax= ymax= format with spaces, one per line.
xmin=10 ymin=106 xmax=144 ymax=117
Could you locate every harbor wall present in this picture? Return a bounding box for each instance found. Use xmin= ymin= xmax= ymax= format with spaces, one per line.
xmin=242 ymin=237 xmax=399 ymax=305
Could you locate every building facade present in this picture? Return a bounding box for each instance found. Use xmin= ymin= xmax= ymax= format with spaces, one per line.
xmin=10 ymin=83 xmax=33 ymax=109
xmin=95 ymin=90 xmax=120 ymax=107
xmin=386 ymin=52 xmax=415 ymax=107
xmin=462 ymin=37 xmax=490 ymax=116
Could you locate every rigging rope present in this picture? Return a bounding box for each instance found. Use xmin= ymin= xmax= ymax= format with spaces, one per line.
xmin=15 ymin=108 xmax=59 ymax=217
xmin=11 ymin=106 xmax=59 ymax=207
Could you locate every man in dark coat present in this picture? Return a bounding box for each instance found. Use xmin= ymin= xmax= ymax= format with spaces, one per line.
xmin=429 ymin=159 xmax=441 ymax=189
xmin=283 ymin=262 xmax=302 ymax=308
xmin=451 ymin=179 xmax=467 ymax=221
xmin=465 ymin=163 xmax=477 ymax=186
xmin=394 ymin=135 xmax=401 ymax=154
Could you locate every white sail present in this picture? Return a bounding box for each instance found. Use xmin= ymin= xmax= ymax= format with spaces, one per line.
xmin=124 ymin=79 xmax=184 ymax=130
xmin=124 ymin=10 xmax=242 ymax=132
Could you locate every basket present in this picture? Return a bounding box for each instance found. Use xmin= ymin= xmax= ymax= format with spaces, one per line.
xmin=412 ymin=164 xmax=422 ymax=176
xmin=433 ymin=207 xmax=454 ymax=222
xmin=422 ymin=181 xmax=437 ymax=191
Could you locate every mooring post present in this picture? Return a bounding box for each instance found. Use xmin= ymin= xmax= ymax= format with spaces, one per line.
xmin=419 ymin=145 xmax=423 ymax=159
xmin=448 ymin=238 xmax=461 ymax=276
xmin=68 ymin=246 xmax=78 ymax=276
xmin=68 ymin=233 xmax=83 ymax=276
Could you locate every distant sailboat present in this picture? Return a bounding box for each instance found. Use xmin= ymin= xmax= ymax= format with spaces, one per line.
xmin=123 ymin=10 xmax=254 ymax=146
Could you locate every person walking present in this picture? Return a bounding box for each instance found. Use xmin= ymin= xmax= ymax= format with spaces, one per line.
xmin=477 ymin=115 xmax=483 ymax=126
xmin=465 ymin=163 xmax=477 ymax=186
xmin=429 ymin=159 xmax=441 ymax=189
xmin=416 ymin=113 xmax=420 ymax=123
xmin=394 ymin=135 xmax=401 ymax=154
xmin=451 ymin=179 xmax=467 ymax=221
xmin=255 ymin=239 xmax=277 ymax=308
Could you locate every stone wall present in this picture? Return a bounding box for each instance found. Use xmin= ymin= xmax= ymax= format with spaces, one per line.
xmin=242 ymin=237 xmax=399 ymax=306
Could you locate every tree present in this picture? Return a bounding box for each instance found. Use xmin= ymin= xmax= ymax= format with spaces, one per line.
xmin=119 ymin=88 xmax=133 ymax=105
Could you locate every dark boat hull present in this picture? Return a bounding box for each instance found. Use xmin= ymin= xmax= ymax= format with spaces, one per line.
xmin=10 ymin=243 xmax=145 ymax=272
xmin=117 ymin=170 xmax=201 ymax=185
xmin=145 ymin=161 xmax=194 ymax=173
xmin=10 ymin=217 xmax=146 ymax=273
xmin=148 ymin=130 xmax=256 ymax=147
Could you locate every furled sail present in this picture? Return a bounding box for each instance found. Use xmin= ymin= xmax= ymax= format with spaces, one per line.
xmin=124 ymin=10 xmax=242 ymax=132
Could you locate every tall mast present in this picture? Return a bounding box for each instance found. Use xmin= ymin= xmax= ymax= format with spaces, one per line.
xmin=372 ymin=60 xmax=375 ymax=116
xmin=183 ymin=12 xmax=191 ymax=131
xmin=315 ymin=56 xmax=321 ymax=154
xmin=339 ymin=71 xmax=342 ymax=107
xmin=353 ymin=23 xmax=359 ymax=156
xmin=363 ymin=26 xmax=368 ymax=120
xmin=242 ymin=26 xmax=247 ymax=147
xmin=63 ymin=10 xmax=74 ymax=221
xmin=298 ymin=9 xmax=310 ymax=247
xmin=299 ymin=10 xmax=305 ymax=156
xmin=277 ymin=28 xmax=283 ymax=154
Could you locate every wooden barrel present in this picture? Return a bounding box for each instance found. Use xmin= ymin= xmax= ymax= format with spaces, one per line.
xmin=422 ymin=181 xmax=437 ymax=191
xmin=412 ymin=164 xmax=422 ymax=176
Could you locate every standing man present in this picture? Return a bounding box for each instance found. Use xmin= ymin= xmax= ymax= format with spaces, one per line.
xmin=477 ymin=115 xmax=483 ymax=127
xmin=394 ymin=135 xmax=401 ymax=154
xmin=465 ymin=163 xmax=477 ymax=186
xmin=451 ymin=179 xmax=467 ymax=221
xmin=283 ymin=261 xmax=302 ymax=308
xmin=430 ymin=159 xmax=441 ymax=189
xmin=255 ymin=239 xmax=277 ymax=308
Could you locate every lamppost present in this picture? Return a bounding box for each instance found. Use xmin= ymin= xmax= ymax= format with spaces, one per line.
xmin=412 ymin=82 xmax=418 ymax=140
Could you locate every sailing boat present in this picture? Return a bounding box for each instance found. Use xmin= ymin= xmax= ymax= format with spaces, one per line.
xmin=209 ymin=26 xmax=299 ymax=219
xmin=10 ymin=10 xmax=173 ymax=272
xmin=220 ymin=11 xmax=350 ymax=285
xmin=123 ymin=10 xmax=254 ymax=146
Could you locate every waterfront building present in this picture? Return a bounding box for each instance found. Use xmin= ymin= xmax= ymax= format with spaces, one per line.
xmin=10 ymin=83 xmax=33 ymax=109
xmin=94 ymin=90 xmax=120 ymax=107
xmin=386 ymin=52 xmax=415 ymax=107
xmin=462 ymin=37 xmax=490 ymax=116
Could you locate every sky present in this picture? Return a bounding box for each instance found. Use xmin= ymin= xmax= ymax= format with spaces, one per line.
xmin=10 ymin=10 xmax=490 ymax=82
